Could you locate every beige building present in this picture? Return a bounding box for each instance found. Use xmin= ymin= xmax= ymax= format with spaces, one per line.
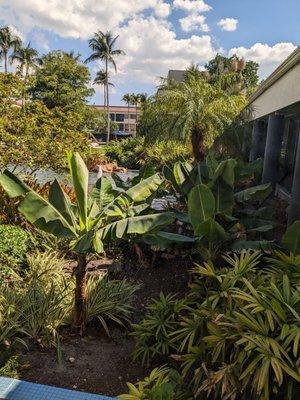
xmin=95 ymin=105 xmax=140 ymax=137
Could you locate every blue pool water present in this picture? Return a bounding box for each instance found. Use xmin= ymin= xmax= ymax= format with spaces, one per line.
xmin=0 ymin=377 xmax=114 ymax=400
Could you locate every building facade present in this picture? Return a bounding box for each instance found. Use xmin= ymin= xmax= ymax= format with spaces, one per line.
xmin=95 ymin=105 xmax=140 ymax=137
xmin=248 ymin=46 xmax=300 ymax=223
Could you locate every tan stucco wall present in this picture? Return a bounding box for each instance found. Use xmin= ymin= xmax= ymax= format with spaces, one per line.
xmin=250 ymin=63 xmax=300 ymax=120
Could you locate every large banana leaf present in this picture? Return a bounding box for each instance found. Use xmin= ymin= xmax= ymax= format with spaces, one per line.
xmin=74 ymin=212 xmax=174 ymax=253
xmin=211 ymin=159 xmax=237 ymax=188
xmin=125 ymin=173 xmax=163 ymax=203
xmin=143 ymin=231 xmax=194 ymax=248
xmin=49 ymin=179 xmax=77 ymax=228
xmin=68 ymin=152 xmax=89 ymax=229
xmin=0 ymin=169 xmax=77 ymax=238
xmin=90 ymin=176 xmax=115 ymax=213
xmin=235 ymin=183 xmax=272 ymax=203
xmin=195 ymin=218 xmax=227 ymax=242
xmin=0 ymin=169 xmax=30 ymax=197
xmin=188 ymin=184 xmax=215 ymax=234
xmin=209 ymin=159 xmax=236 ymax=215
xmin=282 ymin=221 xmax=300 ymax=255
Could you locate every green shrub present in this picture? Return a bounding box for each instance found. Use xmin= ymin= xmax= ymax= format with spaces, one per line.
xmin=0 ymin=225 xmax=30 ymax=265
xmin=86 ymin=276 xmax=140 ymax=335
xmin=105 ymin=137 xmax=144 ymax=169
xmin=0 ymin=250 xmax=139 ymax=349
xmin=0 ymin=355 xmax=20 ymax=378
xmin=128 ymin=251 xmax=300 ymax=400
xmin=0 ymin=225 xmax=31 ymax=282
xmin=104 ymin=137 xmax=191 ymax=170
xmin=119 ymin=366 xmax=188 ymax=400
xmin=131 ymin=293 xmax=186 ymax=366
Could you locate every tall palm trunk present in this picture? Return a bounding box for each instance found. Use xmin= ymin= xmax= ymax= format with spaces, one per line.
xmin=105 ymin=59 xmax=110 ymax=143
xmin=135 ymin=102 xmax=138 ymax=138
xmin=4 ymin=50 xmax=7 ymax=73
xmin=127 ymin=102 xmax=130 ymax=134
xmin=191 ymin=126 xmax=206 ymax=162
xmin=74 ymin=253 xmax=87 ymax=335
xmin=22 ymin=64 xmax=29 ymax=108
xmin=103 ymin=85 xmax=106 ymax=107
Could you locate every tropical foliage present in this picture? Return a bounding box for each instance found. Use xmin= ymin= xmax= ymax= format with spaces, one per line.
xmin=104 ymin=136 xmax=191 ymax=169
xmin=0 ymin=152 xmax=174 ymax=332
xmin=140 ymin=75 xmax=246 ymax=161
xmin=127 ymin=250 xmax=300 ymax=400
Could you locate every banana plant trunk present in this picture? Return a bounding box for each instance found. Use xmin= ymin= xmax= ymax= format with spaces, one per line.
xmin=191 ymin=126 xmax=205 ymax=162
xmin=74 ymin=253 xmax=87 ymax=334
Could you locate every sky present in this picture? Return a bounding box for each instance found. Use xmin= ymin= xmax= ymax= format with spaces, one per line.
xmin=0 ymin=0 xmax=299 ymax=105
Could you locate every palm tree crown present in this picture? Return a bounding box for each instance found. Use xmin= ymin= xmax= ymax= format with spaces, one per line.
xmin=11 ymin=42 xmax=39 ymax=77
xmin=85 ymin=30 xmax=125 ymax=70
xmin=94 ymin=69 xmax=114 ymax=107
xmin=0 ymin=26 xmax=22 ymax=73
xmin=143 ymin=76 xmax=246 ymax=161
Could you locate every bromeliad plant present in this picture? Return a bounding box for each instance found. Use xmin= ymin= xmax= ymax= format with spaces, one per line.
xmin=0 ymin=152 xmax=174 ymax=333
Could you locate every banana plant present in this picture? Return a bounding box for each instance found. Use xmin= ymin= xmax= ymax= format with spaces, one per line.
xmin=0 ymin=152 xmax=174 ymax=333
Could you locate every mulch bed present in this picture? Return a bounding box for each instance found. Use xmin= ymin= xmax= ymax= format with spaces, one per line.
xmin=18 ymin=253 xmax=191 ymax=396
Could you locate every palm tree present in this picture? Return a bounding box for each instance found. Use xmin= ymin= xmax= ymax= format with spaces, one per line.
xmin=0 ymin=26 xmax=22 ymax=73
xmin=122 ymin=93 xmax=132 ymax=132
xmin=144 ymin=76 xmax=246 ymax=161
xmin=131 ymin=93 xmax=140 ymax=128
xmin=85 ymin=31 xmax=125 ymax=143
xmin=137 ymin=92 xmax=149 ymax=113
xmin=94 ymin=70 xmax=114 ymax=107
xmin=11 ymin=42 xmax=39 ymax=106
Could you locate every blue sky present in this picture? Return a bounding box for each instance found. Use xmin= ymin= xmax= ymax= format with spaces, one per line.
xmin=0 ymin=0 xmax=298 ymax=105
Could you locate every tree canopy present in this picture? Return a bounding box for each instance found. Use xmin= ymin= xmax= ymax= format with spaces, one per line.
xmin=30 ymin=51 xmax=94 ymax=110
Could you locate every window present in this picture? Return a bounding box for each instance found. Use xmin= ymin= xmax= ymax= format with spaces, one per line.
xmin=118 ymin=123 xmax=124 ymax=131
xmin=116 ymin=113 xmax=125 ymax=122
xmin=110 ymin=113 xmax=115 ymax=121
xmin=130 ymin=114 xmax=136 ymax=120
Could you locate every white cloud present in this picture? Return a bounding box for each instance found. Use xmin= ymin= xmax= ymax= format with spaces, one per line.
xmin=173 ymin=0 xmax=212 ymax=13
xmin=180 ymin=14 xmax=209 ymax=32
xmin=155 ymin=1 xmax=171 ymax=18
xmin=0 ymin=0 xmax=171 ymax=39
xmin=115 ymin=17 xmax=217 ymax=83
xmin=229 ymin=42 xmax=297 ymax=78
xmin=32 ymin=32 xmax=50 ymax=51
xmin=218 ymin=18 xmax=238 ymax=32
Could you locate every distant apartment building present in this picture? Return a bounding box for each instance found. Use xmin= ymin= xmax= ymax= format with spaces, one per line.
xmin=95 ymin=105 xmax=140 ymax=137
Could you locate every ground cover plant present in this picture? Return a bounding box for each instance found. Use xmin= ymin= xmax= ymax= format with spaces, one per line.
xmin=124 ymin=249 xmax=300 ymax=400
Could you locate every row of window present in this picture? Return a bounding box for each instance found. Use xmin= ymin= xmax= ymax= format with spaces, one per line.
xmin=110 ymin=113 xmax=137 ymax=122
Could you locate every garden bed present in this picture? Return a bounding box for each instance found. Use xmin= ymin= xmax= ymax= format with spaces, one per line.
xmin=16 ymin=256 xmax=191 ymax=397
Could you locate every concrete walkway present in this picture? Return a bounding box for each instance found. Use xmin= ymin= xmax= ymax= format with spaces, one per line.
xmin=0 ymin=377 xmax=115 ymax=400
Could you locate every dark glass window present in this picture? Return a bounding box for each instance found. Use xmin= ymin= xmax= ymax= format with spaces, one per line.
xmin=110 ymin=113 xmax=115 ymax=121
xmin=116 ymin=113 xmax=125 ymax=122
xmin=130 ymin=114 xmax=136 ymax=120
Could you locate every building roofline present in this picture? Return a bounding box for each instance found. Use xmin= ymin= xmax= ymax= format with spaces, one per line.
xmin=93 ymin=105 xmax=140 ymax=109
xmin=249 ymin=46 xmax=300 ymax=104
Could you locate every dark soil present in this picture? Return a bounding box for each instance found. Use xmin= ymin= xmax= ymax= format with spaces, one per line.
xmin=19 ymin=253 xmax=191 ymax=396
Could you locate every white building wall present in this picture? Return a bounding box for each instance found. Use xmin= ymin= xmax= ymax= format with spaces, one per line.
xmin=250 ymin=63 xmax=300 ymax=120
